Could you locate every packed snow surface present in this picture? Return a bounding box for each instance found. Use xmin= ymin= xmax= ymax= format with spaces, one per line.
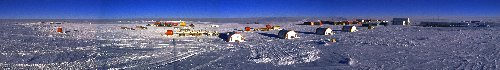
xmin=1 ymin=19 xmax=500 ymax=70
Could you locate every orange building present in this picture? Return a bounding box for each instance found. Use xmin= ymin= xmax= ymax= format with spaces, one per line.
xmin=266 ymin=25 xmax=272 ymax=29
xmin=56 ymin=27 xmax=63 ymax=33
xmin=165 ymin=30 xmax=174 ymax=36
xmin=244 ymin=27 xmax=251 ymax=31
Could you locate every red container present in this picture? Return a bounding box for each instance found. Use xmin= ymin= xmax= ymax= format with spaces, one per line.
xmin=154 ymin=22 xmax=161 ymax=25
xmin=56 ymin=27 xmax=63 ymax=33
xmin=266 ymin=25 xmax=272 ymax=29
xmin=245 ymin=27 xmax=251 ymax=31
xmin=165 ymin=30 xmax=174 ymax=36
xmin=319 ymin=21 xmax=323 ymax=26
xmin=172 ymin=23 xmax=179 ymax=26
xmin=346 ymin=21 xmax=353 ymax=25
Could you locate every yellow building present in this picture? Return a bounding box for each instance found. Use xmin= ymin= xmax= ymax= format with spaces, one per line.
xmin=180 ymin=21 xmax=187 ymax=27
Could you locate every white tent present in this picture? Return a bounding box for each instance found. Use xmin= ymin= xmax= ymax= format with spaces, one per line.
xmin=342 ymin=26 xmax=358 ymax=32
xmin=278 ymin=30 xmax=299 ymax=39
xmin=211 ymin=25 xmax=219 ymax=27
xmin=316 ymin=28 xmax=334 ymax=35
xmin=228 ymin=32 xmax=244 ymax=42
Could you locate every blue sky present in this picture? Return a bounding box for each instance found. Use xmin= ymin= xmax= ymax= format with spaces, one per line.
xmin=0 ymin=0 xmax=499 ymax=19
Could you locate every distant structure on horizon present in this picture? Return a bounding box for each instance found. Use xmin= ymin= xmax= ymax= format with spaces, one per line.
xmin=392 ymin=18 xmax=411 ymax=25
xmin=420 ymin=22 xmax=470 ymax=27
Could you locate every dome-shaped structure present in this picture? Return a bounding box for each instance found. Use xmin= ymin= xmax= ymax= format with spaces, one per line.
xmin=278 ymin=30 xmax=298 ymax=39
xmin=342 ymin=26 xmax=358 ymax=32
xmin=316 ymin=27 xmax=334 ymax=35
xmin=227 ymin=32 xmax=244 ymax=42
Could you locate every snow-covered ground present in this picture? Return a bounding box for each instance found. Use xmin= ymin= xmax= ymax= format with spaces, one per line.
xmin=1 ymin=19 xmax=500 ymax=69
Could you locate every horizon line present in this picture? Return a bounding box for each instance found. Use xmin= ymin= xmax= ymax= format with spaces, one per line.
xmin=2 ymin=16 xmax=500 ymax=20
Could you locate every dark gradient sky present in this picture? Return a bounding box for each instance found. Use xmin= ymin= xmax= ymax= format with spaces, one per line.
xmin=0 ymin=0 xmax=499 ymax=19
